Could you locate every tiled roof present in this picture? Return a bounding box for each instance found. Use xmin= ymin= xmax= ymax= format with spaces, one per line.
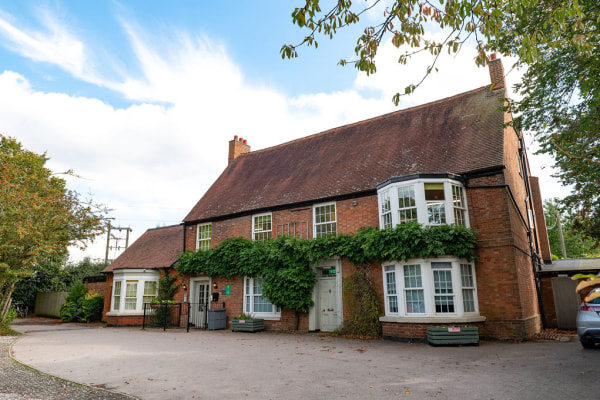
xmin=185 ymin=85 xmax=506 ymax=223
xmin=102 ymin=224 xmax=183 ymax=272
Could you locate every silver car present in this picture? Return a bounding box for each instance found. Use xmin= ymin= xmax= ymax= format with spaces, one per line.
xmin=576 ymin=287 xmax=600 ymax=349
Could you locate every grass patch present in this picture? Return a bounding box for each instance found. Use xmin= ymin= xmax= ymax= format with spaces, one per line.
xmin=0 ymin=326 xmax=20 ymax=336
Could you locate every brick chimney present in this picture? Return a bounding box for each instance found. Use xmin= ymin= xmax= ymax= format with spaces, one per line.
xmin=488 ymin=53 xmax=506 ymax=90
xmin=228 ymin=135 xmax=251 ymax=164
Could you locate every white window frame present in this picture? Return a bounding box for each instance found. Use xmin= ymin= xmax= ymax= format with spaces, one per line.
xmin=452 ymin=185 xmax=467 ymax=227
xmin=381 ymin=258 xmax=479 ymax=318
xmin=108 ymin=269 xmax=160 ymax=315
xmin=313 ymin=202 xmax=337 ymax=238
xmin=380 ymin=190 xmax=392 ymax=229
xmin=252 ymin=213 xmax=272 ymax=241
xmin=196 ymin=223 xmax=212 ymax=251
xmin=397 ymin=185 xmax=418 ymax=224
xmin=377 ymin=178 xmax=469 ymax=228
xmin=243 ymin=277 xmax=281 ymax=319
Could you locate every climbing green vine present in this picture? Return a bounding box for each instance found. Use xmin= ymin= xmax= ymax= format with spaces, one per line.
xmin=176 ymin=223 xmax=477 ymax=314
xmin=342 ymin=265 xmax=382 ymax=337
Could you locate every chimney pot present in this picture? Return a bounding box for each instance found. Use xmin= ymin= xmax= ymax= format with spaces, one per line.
xmin=228 ymin=136 xmax=251 ymax=164
xmin=490 ymin=53 xmax=497 ymax=60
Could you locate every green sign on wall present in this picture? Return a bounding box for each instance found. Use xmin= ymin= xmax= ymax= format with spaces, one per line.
xmin=225 ymin=284 xmax=231 ymax=295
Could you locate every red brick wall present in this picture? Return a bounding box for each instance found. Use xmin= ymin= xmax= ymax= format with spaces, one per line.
xmin=102 ymin=273 xmax=114 ymax=322
xmin=84 ymin=281 xmax=106 ymax=296
xmin=184 ymin=195 xmax=380 ymax=253
xmin=459 ymin=124 xmax=543 ymax=341
xmin=540 ymin=276 xmax=557 ymax=328
xmin=175 ymin=146 xmax=543 ymax=341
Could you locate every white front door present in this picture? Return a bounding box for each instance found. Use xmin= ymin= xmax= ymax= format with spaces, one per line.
xmin=191 ymin=280 xmax=210 ymax=328
xmin=319 ymin=271 xmax=338 ymax=332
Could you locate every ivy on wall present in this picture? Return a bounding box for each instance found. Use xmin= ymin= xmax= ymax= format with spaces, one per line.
xmin=176 ymin=223 xmax=477 ymax=314
xmin=342 ymin=265 xmax=383 ymax=337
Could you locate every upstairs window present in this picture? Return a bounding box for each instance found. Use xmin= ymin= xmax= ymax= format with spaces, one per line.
xmin=314 ymin=203 xmax=337 ymax=238
xmin=377 ymin=176 xmax=469 ymax=229
xmin=452 ymin=185 xmax=467 ymax=226
xmin=425 ymin=183 xmax=446 ymax=225
xmin=398 ymin=185 xmax=418 ymax=224
xmin=197 ymin=223 xmax=212 ymax=251
xmin=380 ymin=191 xmax=392 ymax=229
xmin=253 ymin=213 xmax=272 ymax=241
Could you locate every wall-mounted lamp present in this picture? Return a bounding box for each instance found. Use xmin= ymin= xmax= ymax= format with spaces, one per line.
xmin=213 ymin=282 xmax=218 ymax=289
xmin=182 ymin=283 xmax=187 ymax=291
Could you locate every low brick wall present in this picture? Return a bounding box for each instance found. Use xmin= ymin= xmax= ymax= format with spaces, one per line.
xmin=105 ymin=314 xmax=145 ymax=326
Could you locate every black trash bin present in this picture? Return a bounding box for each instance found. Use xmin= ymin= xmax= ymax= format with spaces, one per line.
xmin=207 ymin=308 xmax=227 ymax=330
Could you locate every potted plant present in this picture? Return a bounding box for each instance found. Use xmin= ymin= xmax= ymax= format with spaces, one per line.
xmin=231 ymin=313 xmax=264 ymax=332
xmin=426 ymin=325 xmax=479 ymax=346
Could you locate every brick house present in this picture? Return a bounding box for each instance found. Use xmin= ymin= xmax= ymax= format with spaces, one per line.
xmin=103 ymin=56 xmax=551 ymax=341
xmin=102 ymin=224 xmax=185 ymax=326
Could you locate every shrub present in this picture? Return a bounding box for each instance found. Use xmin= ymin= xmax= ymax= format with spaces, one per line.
xmin=60 ymin=284 xmax=103 ymax=323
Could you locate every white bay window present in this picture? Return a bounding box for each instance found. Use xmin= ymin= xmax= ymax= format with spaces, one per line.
xmin=382 ymin=259 xmax=479 ymax=319
xmin=108 ymin=269 xmax=160 ymax=314
xmin=377 ymin=174 xmax=469 ymax=228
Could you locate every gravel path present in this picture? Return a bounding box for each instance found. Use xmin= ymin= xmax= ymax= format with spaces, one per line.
xmin=0 ymin=335 xmax=135 ymax=400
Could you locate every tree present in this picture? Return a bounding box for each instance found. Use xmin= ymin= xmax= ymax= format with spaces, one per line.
xmin=281 ymin=0 xmax=600 ymax=239
xmin=0 ymin=135 xmax=106 ymax=324
xmin=544 ymin=199 xmax=600 ymax=259
xmin=12 ymin=257 xmax=108 ymax=312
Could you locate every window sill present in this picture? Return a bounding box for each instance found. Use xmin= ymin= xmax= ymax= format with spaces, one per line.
xmin=379 ymin=315 xmax=486 ymax=324
xmin=249 ymin=316 xmax=280 ymax=321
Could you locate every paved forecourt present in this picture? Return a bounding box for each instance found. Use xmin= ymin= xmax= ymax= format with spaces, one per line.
xmin=8 ymin=320 xmax=600 ymax=400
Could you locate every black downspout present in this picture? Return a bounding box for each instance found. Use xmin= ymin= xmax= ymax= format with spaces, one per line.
xmin=519 ymin=135 xmax=547 ymax=329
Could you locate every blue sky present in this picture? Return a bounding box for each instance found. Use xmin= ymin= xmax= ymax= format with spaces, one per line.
xmin=0 ymin=1 xmax=568 ymax=261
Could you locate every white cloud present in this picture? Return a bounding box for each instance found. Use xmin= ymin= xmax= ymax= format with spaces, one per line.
xmin=0 ymin=8 xmax=103 ymax=84
xmin=0 ymin=10 xmax=566 ymax=262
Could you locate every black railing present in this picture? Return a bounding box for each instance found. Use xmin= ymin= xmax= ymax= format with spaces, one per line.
xmin=142 ymin=303 xmax=182 ymax=331
xmin=186 ymin=302 xmax=226 ymax=332
xmin=142 ymin=302 xmax=226 ymax=331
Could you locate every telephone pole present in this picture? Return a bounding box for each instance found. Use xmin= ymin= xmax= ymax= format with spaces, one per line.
xmin=105 ymin=222 xmax=132 ymax=264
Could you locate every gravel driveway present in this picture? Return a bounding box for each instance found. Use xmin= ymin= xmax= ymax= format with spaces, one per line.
xmin=7 ymin=319 xmax=600 ymax=400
